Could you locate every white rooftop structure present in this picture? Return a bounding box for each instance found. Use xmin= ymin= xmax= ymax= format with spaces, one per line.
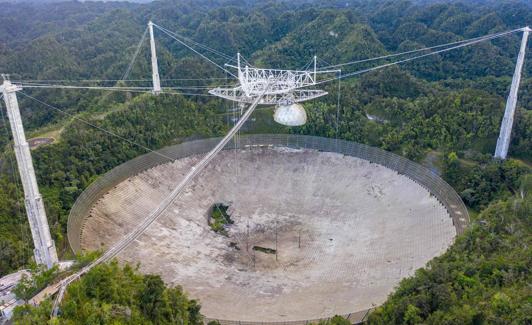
xmin=0 ymin=270 xmax=30 ymax=322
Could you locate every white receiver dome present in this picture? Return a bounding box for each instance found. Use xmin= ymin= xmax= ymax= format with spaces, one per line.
xmin=273 ymin=103 xmax=307 ymax=126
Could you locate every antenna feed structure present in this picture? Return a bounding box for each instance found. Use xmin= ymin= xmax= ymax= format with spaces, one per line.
xmin=209 ymin=54 xmax=336 ymax=126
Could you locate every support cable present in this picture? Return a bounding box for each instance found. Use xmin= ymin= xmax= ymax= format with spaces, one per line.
xmin=122 ymin=27 xmax=149 ymax=81
xmin=300 ymin=57 xmax=314 ymax=71
xmin=239 ymin=54 xmax=254 ymax=69
xmin=0 ymin=94 xmax=30 ymax=263
xmin=153 ymin=24 xmax=237 ymax=78
xmin=335 ymin=70 xmax=342 ymax=144
xmin=19 ymin=84 xmax=154 ymax=92
xmin=18 ymin=92 xmax=175 ymax=162
xmin=12 ymin=27 xmax=522 ymax=87
xmin=307 ymin=28 xmax=523 ymax=87
xmin=13 ymin=77 xmax=231 ymax=83
xmin=160 ymin=90 xmax=217 ymax=97
xmin=18 ymin=83 xmax=217 ymax=97
xmin=317 ymin=57 xmax=333 ymax=68
xmin=153 ymin=24 xmax=235 ymax=62
xmin=20 ymin=82 xmax=232 ymax=90
xmin=99 ymin=27 xmax=150 ymax=104
xmin=318 ymin=27 xmax=524 ymax=70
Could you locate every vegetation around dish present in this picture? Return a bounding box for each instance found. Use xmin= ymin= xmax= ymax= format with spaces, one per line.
xmin=12 ymin=261 xmax=203 ymax=325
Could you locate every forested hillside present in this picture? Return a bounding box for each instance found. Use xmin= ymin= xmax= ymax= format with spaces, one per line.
xmin=0 ymin=0 xmax=530 ymax=323
xmin=13 ymin=261 xmax=205 ymax=324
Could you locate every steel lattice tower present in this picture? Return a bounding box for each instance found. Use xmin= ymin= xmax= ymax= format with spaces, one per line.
xmin=494 ymin=27 xmax=530 ymax=159
xmin=1 ymin=77 xmax=58 ymax=269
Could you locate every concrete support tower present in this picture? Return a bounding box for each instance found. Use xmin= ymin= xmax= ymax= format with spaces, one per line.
xmin=148 ymin=21 xmax=162 ymax=95
xmin=1 ymin=77 xmax=58 ymax=269
xmin=494 ymin=26 xmax=530 ymax=159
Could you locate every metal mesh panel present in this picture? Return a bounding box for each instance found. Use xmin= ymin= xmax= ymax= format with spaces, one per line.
xmin=67 ymin=134 xmax=469 ymax=324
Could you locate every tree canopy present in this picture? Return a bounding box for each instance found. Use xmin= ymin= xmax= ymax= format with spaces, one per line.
xmin=13 ymin=261 xmax=203 ymax=325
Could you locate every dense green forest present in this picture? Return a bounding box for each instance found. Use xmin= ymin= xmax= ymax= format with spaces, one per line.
xmin=0 ymin=0 xmax=530 ymax=323
xmin=13 ymin=261 xmax=204 ymax=324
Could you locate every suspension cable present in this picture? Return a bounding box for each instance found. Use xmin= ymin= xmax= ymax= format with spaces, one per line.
xmin=17 ymin=83 xmax=219 ymax=97
xmin=300 ymin=56 xmax=314 ymax=71
xmin=18 ymin=92 xmax=175 ymax=162
xmin=317 ymin=57 xmax=333 ymax=67
xmin=122 ymin=27 xmax=149 ymax=81
xmin=19 ymin=84 xmax=154 ymax=92
xmin=10 ymin=27 xmax=523 ymax=89
xmin=12 ymin=77 xmax=232 ymax=83
xmin=335 ymin=70 xmax=341 ymax=142
xmin=153 ymin=24 xmax=237 ymax=78
xmin=153 ymin=24 xmax=235 ymax=62
xmin=0 ymin=94 xmax=30 ymax=263
xmin=239 ymin=54 xmax=254 ymax=68
xmin=161 ymin=90 xmax=217 ymax=97
xmin=307 ymin=27 xmax=523 ymax=87
xmin=19 ymin=81 xmax=233 ymax=90
xmin=318 ymin=27 xmax=524 ymax=70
